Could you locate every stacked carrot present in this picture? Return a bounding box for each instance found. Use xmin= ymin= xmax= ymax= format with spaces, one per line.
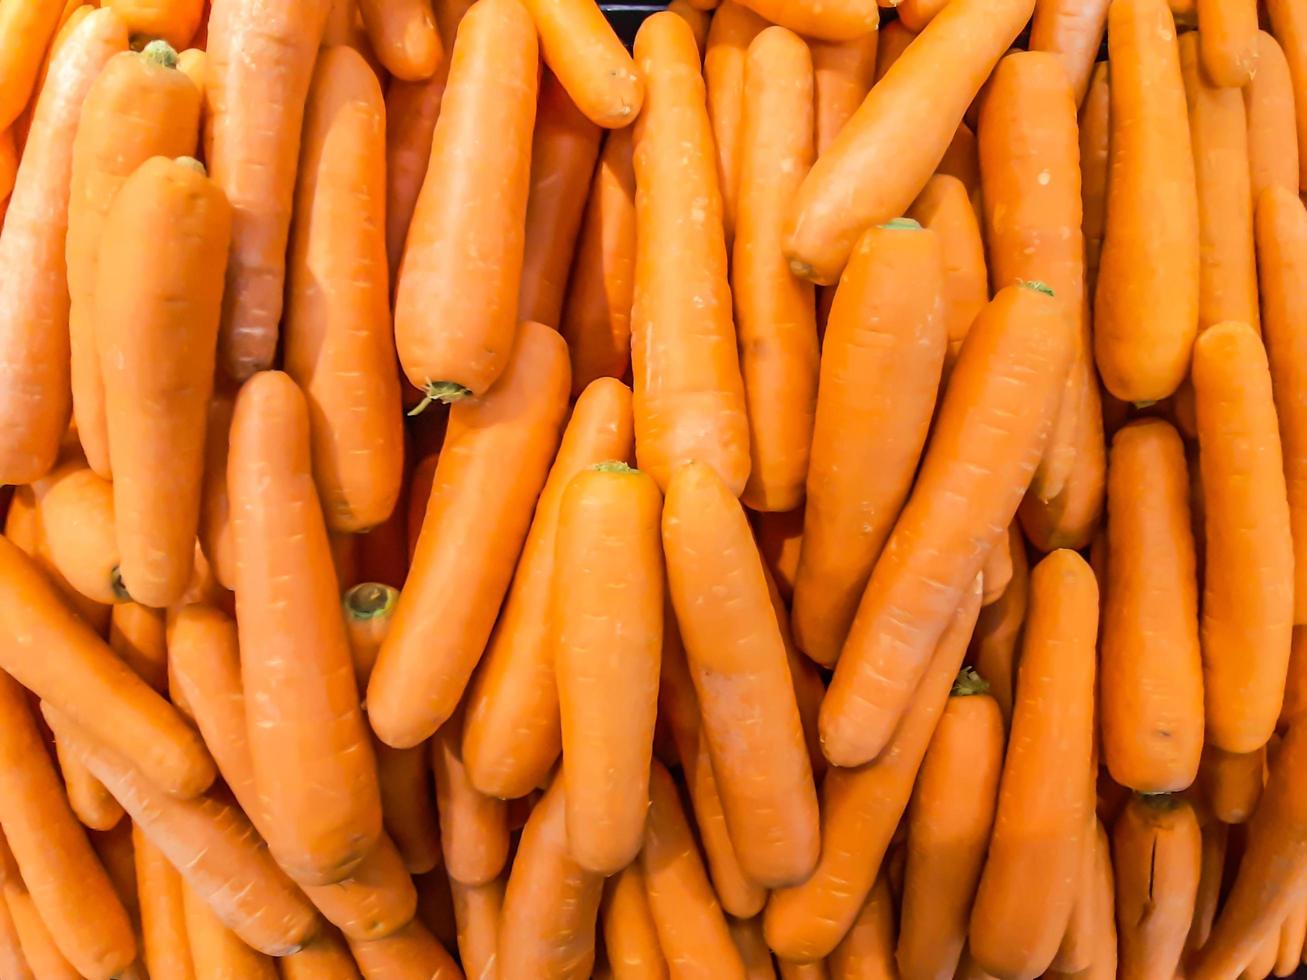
xmin=0 ymin=0 xmax=1304 ymax=976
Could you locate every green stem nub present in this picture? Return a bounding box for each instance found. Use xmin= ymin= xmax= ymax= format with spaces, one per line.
xmin=1137 ymin=791 xmax=1180 ymax=812
xmin=141 ymin=39 xmax=179 ymax=69
xmin=880 ymin=217 xmax=923 ymax=231
xmin=110 ymin=566 xmax=131 ymax=602
xmin=1017 ymin=279 xmax=1055 ymax=298
xmin=408 ymin=381 xmax=472 ymax=417
xmin=952 ymin=667 xmax=991 ymax=697
xmin=344 ymin=582 xmax=398 ymax=621
xmin=592 ymin=460 xmax=636 ymax=474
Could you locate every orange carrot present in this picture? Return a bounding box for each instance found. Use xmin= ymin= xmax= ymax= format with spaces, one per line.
xmin=369 ymin=321 xmax=570 ymax=748
xmin=1048 ymin=820 xmax=1118 ymax=980
xmin=1246 ymin=32 xmax=1300 ymax=201
xmin=668 ymin=0 xmax=710 ymax=55
xmin=1048 ymin=823 xmax=1097 ymax=975
xmin=1080 ymin=61 xmax=1110 ymax=292
xmin=1028 ymin=0 xmax=1110 ymax=104
xmin=969 ymin=551 xmax=1098 ymax=979
xmin=820 ymin=282 xmax=1074 ymax=767
xmin=404 ymin=451 xmax=439 ymax=564
xmin=1016 ymin=383 xmax=1107 ymax=553
xmin=342 ymin=583 xmax=399 ymax=694
xmin=0 ymin=882 xmax=32 ymax=980
xmin=1197 ymin=0 xmax=1259 ymax=87
xmin=0 ymin=9 xmax=126 ymax=484
xmin=110 ymin=603 xmax=167 ymax=694
xmin=907 ymin=174 xmax=987 ymax=368
xmin=414 ymin=866 xmax=459 ymax=950
xmin=134 ymin=828 xmax=194 ymax=980
xmin=0 ymin=127 xmax=15 ymax=203
xmin=59 ymin=738 xmax=123 ymax=833
xmin=5 ymin=882 xmax=78 ymax=980
xmin=0 ymin=0 xmax=66 ymax=131
xmin=783 ymin=0 xmax=1033 ymax=284
xmin=373 ymin=740 xmax=441 ymax=876
xmin=1276 ymin=900 xmax=1307 ymax=977
xmin=393 ymin=0 xmax=538 ymax=400
xmin=281 ymin=928 xmax=361 ymax=980
xmin=968 ymin=522 xmax=1029 ymax=723
xmin=32 ymin=462 xmax=126 ymax=606
xmin=602 ymin=864 xmax=667 ymax=979
xmin=829 ymin=872 xmax=897 ymax=980
xmin=348 ymin=918 xmax=462 ymax=979
xmin=301 ymin=834 xmax=419 ymax=943
xmin=1193 ymin=322 xmax=1295 ymax=752
xmin=358 ymin=0 xmax=441 ymax=81
xmin=197 ymin=387 xmax=236 ymax=591
xmin=384 ymin=72 xmax=448 ymax=285
xmin=703 ymin=0 xmax=767 ymax=244
xmin=451 ymin=877 xmax=502 ymax=980
xmin=735 ymin=0 xmax=875 ymax=41
xmin=181 ymin=882 xmax=277 ymax=980
xmin=752 ymin=507 xmax=804 ymax=605
xmin=286 ymin=45 xmax=403 ymax=535
xmin=432 ymin=712 xmax=510 ymax=886
xmin=103 ymin=0 xmax=205 ymax=48
xmin=729 ymin=916 xmax=778 ymax=980
xmin=896 ymin=0 xmax=946 ymax=30
xmin=979 ymin=529 xmax=1014 ymax=605
xmin=1202 ymin=745 xmax=1265 ymax=824
xmin=1266 ymin=0 xmax=1307 ymax=192
xmin=1186 ymin=818 xmax=1229 ymax=956
xmin=205 ymin=0 xmax=331 ymax=379
xmin=1094 ymin=0 xmax=1199 ymax=403
xmin=872 ymin=18 xmax=915 ymax=84
xmin=811 ymin=33 xmax=879 ymax=156
xmin=518 ymin=72 xmax=603 ymax=328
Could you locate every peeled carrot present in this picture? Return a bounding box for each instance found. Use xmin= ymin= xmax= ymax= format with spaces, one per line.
xmin=1193 ymin=322 xmax=1295 ymax=752
xmin=33 ymin=462 xmax=126 ymax=606
xmin=5 ymin=881 xmax=78 ymax=980
xmin=432 ymin=712 xmax=510 ymax=886
xmin=348 ymin=918 xmax=462 ymax=979
xmin=134 ymin=828 xmax=194 ymax=980
xmin=602 ymin=864 xmax=667 ymax=979
xmin=103 ymin=0 xmax=205 ymax=48
xmin=1246 ymin=32 xmax=1300 ymax=201
xmin=518 ymin=72 xmax=602 ymax=328
xmin=784 ymin=0 xmax=1033 ymax=284
xmin=369 ymin=321 xmax=570 ymax=748
xmin=358 ymin=0 xmax=441 ymax=81
xmin=1101 ymin=419 xmax=1204 ymax=793
xmin=703 ymin=0 xmax=767 ymax=244
xmin=0 ymin=0 xmax=65 ymax=130
xmin=907 ymin=175 xmax=987 ymax=368
xmin=205 ymin=0 xmax=331 ymax=379
xmin=1080 ymin=61 xmax=1110 ymax=292
xmin=228 ymin=371 xmax=382 ymax=884
xmin=820 ymin=282 xmax=1074 ymax=767
xmin=764 ymin=577 xmax=984 ymax=962
xmin=1202 ymin=744 xmax=1265 ymax=824
xmin=450 ymin=877 xmax=502 ymax=980
xmin=735 ymin=0 xmax=874 ymax=41
xmin=0 ymin=9 xmax=126 ymax=485
xmin=182 ymin=882 xmax=277 ymax=980
xmin=384 ymin=72 xmax=448 ymax=285
xmin=811 ymin=33 xmax=878 ymax=156
xmin=1266 ymin=0 xmax=1307 ymax=192
xmin=969 ymin=551 xmax=1098 ymax=979
xmin=498 ymin=776 xmax=605 ymax=979
xmin=1197 ymin=0 xmax=1259 ymax=87
xmin=1095 ymin=0 xmax=1199 ymax=403
xmin=393 ymin=0 xmax=538 ymax=400
xmin=1028 ymin=0 xmax=1110 ymax=104
xmin=281 ymin=928 xmax=361 ymax=980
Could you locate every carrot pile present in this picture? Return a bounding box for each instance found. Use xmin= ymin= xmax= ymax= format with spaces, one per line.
xmin=0 ymin=0 xmax=1305 ymax=977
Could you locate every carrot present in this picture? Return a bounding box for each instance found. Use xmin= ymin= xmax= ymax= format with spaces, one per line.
xmin=414 ymin=867 xmax=459 ymax=950
xmin=1048 ymin=821 xmax=1098 ymax=975
xmin=1267 ymin=0 xmax=1307 ymax=192
xmin=0 ymin=9 xmax=126 ymax=484
xmin=370 ymin=322 xmax=570 ymax=748
xmin=498 ymin=776 xmax=605 ymax=979
xmin=342 ymin=583 xmax=399 ymax=693
xmin=1101 ymin=419 xmax=1204 ymax=793
xmin=281 ymin=928 xmax=361 ymax=980
xmin=896 ymin=0 xmax=946 ymax=30
xmin=384 ymin=73 xmax=447 ymax=285
xmin=811 ymin=33 xmax=879 ymax=156
xmin=1240 ymin=929 xmax=1282 ymax=980
xmin=783 ymin=0 xmax=1031 ymax=284
xmin=872 ymin=18 xmax=915 ymax=84
xmin=1193 ymin=322 xmax=1295 ymax=752
xmin=5 ymin=882 xmax=77 ymax=980
xmin=177 ymin=45 xmax=206 ymax=97
xmin=969 ymin=551 xmax=1099 ymax=979
xmin=0 ymin=127 xmax=15 ymax=203
xmin=302 ymin=834 xmax=419 ymax=943
xmin=0 ymin=675 xmax=135 ymax=979
xmin=451 ymin=877 xmax=502 ymax=980
xmin=1095 ymin=0 xmax=1199 ymax=402
xmin=763 ymin=577 xmax=984 ymax=962
xmin=643 ymin=761 xmax=748 ymax=980
xmin=460 ymin=379 xmax=631 ymax=799
xmin=373 ymin=741 xmax=440 ymax=876
xmin=348 ymin=918 xmax=462 ymax=979
xmin=1246 ymin=32 xmax=1299 ymax=201
xmin=42 ymin=703 xmax=318 ymax=956
xmin=1080 ymin=61 xmax=1110 ymax=292
xmin=197 ymin=388 xmax=236 ymax=591
xmin=358 ymin=0 xmax=440 ymax=81
xmin=602 ymin=864 xmax=667 ymax=979
xmin=228 ymin=371 xmax=382 ymax=884
xmin=663 ymin=461 xmax=820 ymax=886
xmin=1050 ymin=820 xmax=1118 ymax=980
xmin=827 ymin=871 xmax=896 ymax=980
xmin=770 ymin=574 xmax=828 ymax=782
xmin=1276 ymin=900 xmax=1307 ymax=977
xmin=1016 ymin=388 xmax=1107 ymax=553
xmin=631 ymin=12 xmax=750 ymax=495
xmin=518 ymin=72 xmax=602 ymax=328
xmin=1028 ymin=0 xmax=1110 ymax=104
xmin=205 ymin=0 xmax=330 ymax=379
xmin=1256 ymin=187 xmax=1307 ymax=625
xmin=32 ymin=462 xmax=126 ymax=605
xmin=432 ymin=712 xmax=510 ymax=886
xmin=394 ymin=0 xmax=537 ymax=401
xmin=752 ymin=507 xmax=804 ymax=604
xmin=357 ymin=495 xmax=409 ymax=592
xmin=968 ymin=522 xmax=1029 ymax=723
xmin=66 ymin=41 xmax=200 ymax=480
xmin=134 ymin=828 xmax=194 ymax=980
xmin=0 ymin=882 xmax=32 ymax=980
xmin=59 ymin=738 xmax=124 ymax=832
xmin=704 ymin=1 xmax=767 ymax=244
xmin=1186 ymin=819 xmax=1229 ymax=955
xmin=668 ymin=0 xmax=710 ymax=54
xmin=103 ymin=0 xmax=204 ymax=48
xmin=182 ymin=882 xmax=277 ymax=980
xmin=778 ymin=961 xmax=827 ymax=980
xmin=907 ymin=174 xmax=987 ymax=368
xmin=0 ymin=0 xmax=66 ymax=131
xmin=559 ymin=128 xmax=636 ymax=394
xmin=110 ymin=603 xmax=167 ymax=694
xmin=979 ymin=529 xmax=1014 ymax=605
xmin=404 ymin=451 xmax=439 ymax=563
xmin=735 ymin=0 xmax=874 ymax=41
xmin=729 ymin=917 xmax=778 ymax=980
xmin=1196 ymin=0 xmax=1259 ymax=87
xmin=820 ymin=282 xmax=1075 ymax=767
xmin=1202 ymin=745 xmax=1265 ymax=824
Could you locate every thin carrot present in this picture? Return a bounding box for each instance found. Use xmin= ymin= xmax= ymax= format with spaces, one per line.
xmin=384 ymin=72 xmax=447 ymax=285
xmin=907 ymin=174 xmax=987 ymax=368
xmin=0 ymin=127 xmax=14 ymax=203
xmin=811 ymin=32 xmax=879 ymax=156
xmin=968 ymin=522 xmax=1029 ymax=723
xmin=1186 ymin=818 xmax=1229 ymax=955
xmin=32 ymin=462 xmax=126 ymax=606
xmin=980 ymin=529 xmax=1013 ymax=605
xmin=1048 ymin=822 xmax=1097 ymax=975
xmin=432 ymin=711 xmax=510 ymax=886
xmin=752 ymin=507 xmax=804 ymax=604
xmin=0 ymin=9 xmax=127 ymax=485
xmin=703 ymin=0 xmax=767 ymax=244
xmin=1246 ymin=32 xmax=1300 ymax=201
xmin=1016 ymin=386 xmax=1107 ymax=553
xmin=667 ymin=0 xmax=710 ymax=55
xmin=820 ymin=282 xmax=1074 ymax=767
xmin=342 ymin=583 xmax=399 ymax=694
xmin=358 ymin=0 xmax=441 ymax=81
xmin=969 ymin=551 xmax=1098 ymax=979
xmin=1193 ymin=322 xmax=1295 ymax=752
xmin=763 ymin=577 xmax=984 ymax=962
xmin=197 ymin=387 xmax=236 ymax=591
xmin=281 ymin=928 xmax=361 ymax=980
xmin=373 ymin=740 xmax=441 ymax=876
xmin=182 ymin=882 xmax=277 ymax=980
xmin=5 ymin=882 xmax=78 ymax=980
xmin=393 ymin=0 xmax=538 ymax=401
xmin=1048 ymin=820 xmax=1118 ymax=980
xmin=735 ymin=0 xmax=875 ymax=41
xmin=729 ymin=917 xmax=778 ymax=980
xmin=1276 ymin=899 xmax=1307 ymax=977
xmin=518 ymin=72 xmax=602 ymax=328
xmin=1266 ymin=0 xmax=1307 ymax=192
xmin=896 ymin=0 xmax=947 ymax=30
xmin=1028 ymin=0 xmax=1110 ymax=104
xmin=134 ymin=828 xmax=194 ymax=980
xmin=0 ymin=0 xmax=66 ymax=131
xmin=405 ymin=451 xmax=439 ymax=564
xmin=103 ymin=0 xmax=205 ymax=48
xmin=1202 ymin=745 xmax=1265 ymax=824
xmin=451 ymin=877 xmax=502 ymax=980
xmin=348 ymin=918 xmax=462 ymax=979
xmin=0 ymin=882 xmax=32 ymax=980
xmin=783 ymin=0 xmax=1033 ymax=284
xmin=1080 ymin=61 xmax=1110 ymax=292
xmin=602 ymin=864 xmax=667 ymax=979
xmin=369 ymin=321 xmax=570 ymax=749
xmin=1239 ymin=928 xmax=1282 ymax=980
xmin=110 ymin=603 xmax=167 ymax=694
xmin=414 ymin=867 xmax=459 ymax=950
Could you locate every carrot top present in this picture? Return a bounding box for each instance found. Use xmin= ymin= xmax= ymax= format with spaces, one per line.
xmin=344 ymin=582 xmax=399 ymax=621
xmin=952 ymin=667 xmax=991 ymax=697
xmin=1135 ymin=791 xmax=1181 ymax=812
xmin=141 ymin=40 xmax=179 ymax=69
xmin=1017 ymin=279 xmax=1055 ymax=297
xmin=879 ymin=217 xmax=923 ymax=231
xmin=408 ymin=382 xmax=473 ymax=416
xmin=592 ymin=460 xmax=637 ymax=474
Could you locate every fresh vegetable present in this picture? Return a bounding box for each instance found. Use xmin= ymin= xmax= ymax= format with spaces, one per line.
xmin=1245 ymin=31 xmax=1300 ymax=201
xmin=733 ymin=0 xmax=876 ymax=42
xmin=703 ymin=0 xmax=766 ymax=243
xmin=810 ymin=32 xmax=878 ymax=156
xmin=358 ymin=0 xmax=441 ymax=82
xmin=134 ymin=829 xmax=194 ymax=980
xmin=1196 ymin=0 xmax=1259 ymax=87
xmin=1028 ymin=0 xmax=1110 ymax=103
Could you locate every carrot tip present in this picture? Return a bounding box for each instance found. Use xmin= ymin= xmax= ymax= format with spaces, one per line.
xmin=952 ymin=667 xmax=991 ymax=697
xmin=343 ymin=582 xmax=399 ymax=621
xmin=1016 ymin=279 xmax=1055 ymax=297
xmin=592 ymin=460 xmax=637 ymax=474
xmin=110 ymin=567 xmax=131 ymax=603
xmin=879 ymin=217 xmax=922 ymax=231
xmin=142 ymin=39 xmax=179 ymax=69
xmin=408 ymin=381 xmax=471 ymax=416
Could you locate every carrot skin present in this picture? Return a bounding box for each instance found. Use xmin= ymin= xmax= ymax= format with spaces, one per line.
xmin=703 ymin=0 xmax=767 ymax=245
xmin=735 ymin=0 xmax=876 ymax=41
xmin=432 ymin=712 xmax=510 ymax=887
xmin=811 ymin=32 xmax=879 ymax=157
xmin=1028 ymin=0 xmax=1110 ymax=103
xmin=1246 ymin=31 xmax=1300 ymax=201
xmin=134 ymin=828 xmax=194 ymax=980
xmin=451 ymin=876 xmax=502 ymax=980
xmin=348 ymin=917 xmax=462 ymax=979
xmin=603 ymin=864 xmax=668 ymax=979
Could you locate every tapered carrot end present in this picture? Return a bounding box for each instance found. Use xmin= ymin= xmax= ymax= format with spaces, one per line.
xmin=952 ymin=667 xmax=990 ymax=697
xmin=407 ymin=381 xmax=472 ymax=416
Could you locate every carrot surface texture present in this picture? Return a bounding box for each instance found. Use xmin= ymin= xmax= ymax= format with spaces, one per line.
xmin=358 ymin=0 xmax=442 ymax=81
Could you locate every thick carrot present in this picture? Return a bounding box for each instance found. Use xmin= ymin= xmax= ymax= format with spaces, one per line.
xmin=134 ymin=828 xmax=194 ymax=980
xmin=451 ymin=877 xmax=502 ymax=980
xmin=394 ymin=0 xmax=537 ymax=400
xmin=1193 ymin=322 xmax=1295 ymax=752
xmin=1256 ymin=187 xmax=1307 ymax=625
xmin=281 ymin=928 xmax=361 ymax=980
xmin=348 ymin=918 xmax=462 ymax=979
xmin=369 ymin=321 xmax=570 ymax=748
xmin=197 ymin=388 xmax=236 ymax=591
xmin=103 ymin=0 xmax=204 ymax=48
xmin=32 ymin=462 xmax=126 ymax=605
xmin=559 ymin=128 xmax=637 ymax=394
xmin=374 ymin=741 xmax=440 ymax=876
xmin=1267 ymin=0 xmax=1307 ymax=192
xmin=1080 ymin=61 xmax=1110 ymax=292
xmin=907 ymin=175 xmax=987 ymax=368
xmin=205 ymin=0 xmax=331 ymax=379
xmin=1095 ymin=0 xmax=1199 ymax=402
xmin=1101 ymin=419 xmax=1204 ymax=792
xmin=384 ymin=72 xmax=447 ymax=285
xmin=228 ymin=371 xmax=382 ymax=884
xmin=498 ymin=776 xmax=605 ymax=979
xmin=518 ymin=72 xmax=603 ymax=328
xmin=0 ymin=9 xmax=126 ymax=484
xmin=0 ymin=0 xmax=65 ymax=130
xmin=1196 ymin=0 xmax=1259 ymax=87
xmin=969 ymin=551 xmax=1098 ymax=979
xmin=820 ymin=282 xmax=1074 ymax=767
xmin=728 ymin=917 xmax=778 ymax=980
xmin=1186 ymin=818 xmax=1229 ymax=955
xmin=1202 ymin=745 xmax=1265 ymax=824
xmin=631 ymin=12 xmax=750 ymax=494
xmin=663 ymin=461 xmax=819 ymax=886
xmin=358 ymin=0 xmax=440 ymax=81
xmin=1246 ymin=32 xmax=1300 ymax=201
xmin=67 ymin=41 xmax=200 ymax=480
xmin=603 ymin=864 xmax=667 ymax=979
xmin=783 ymin=0 xmax=1032 ymax=284
xmin=643 ymin=761 xmax=748 ymax=980
xmin=811 ymin=32 xmax=879 ymax=155
xmin=764 ymin=578 xmax=984 ymax=962
xmin=735 ymin=0 xmax=874 ymax=40
xmin=182 ymin=883 xmax=277 ymax=980
xmin=432 ymin=712 xmax=509 ymax=886
xmin=703 ymin=0 xmax=767 ymax=244
xmin=5 ymin=882 xmax=77 ymax=980
xmin=1029 ymin=0 xmax=1110 ymax=104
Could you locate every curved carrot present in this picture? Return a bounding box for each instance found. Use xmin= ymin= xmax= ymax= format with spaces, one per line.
xmin=979 ymin=528 xmax=1014 ymax=605
xmin=518 ymin=72 xmax=603 ymax=328
xmin=393 ymin=0 xmax=538 ymax=401
xmin=369 ymin=322 xmax=570 ymax=748
xmin=1016 ymin=384 xmax=1107 ymax=553
xmin=384 ymin=73 xmax=447 ymax=285
xmin=968 ymin=522 xmax=1029 ymax=723
xmin=281 ymin=928 xmax=361 ymax=980
xmin=374 ymin=740 xmax=441 ymax=876
xmin=763 ymin=577 xmax=984 ymax=962
xmin=67 ymin=41 xmax=200 ymax=480
xmin=33 ymin=462 xmax=126 ymax=606
xmin=1049 ymin=820 xmax=1118 ymax=980
xmin=228 ymin=371 xmax=381 ymax=884
xmin=1080 ymin=61 xmax=1110 ymax=292
xmin=103 ymin=0 xmax=205 ymax=48
xmin=1095 ymin=0 xmax=1199 ymax=403
xmin=560 ymin=128 xmax=637 ymax=394
xmin=1267 ymin=0 xmax=1307 ymax=192
xmin=5 ymin=882 xmax=77 ymax=980
xmin=791 ymin=221 xmax=945 ymax=668
xmin=205 ymin=0 xmax=331 ymax=379
xmin=829 ymin=872 xmax=896 ymax=980
xmin=907 ymin=174 xmax=987 ymax=368
xmin=1193 ymin=322 xmax=1294 ymax=752
xmin=703 ymin=0 xmax=767 ymax=244
xmin=1246 ymin=32 xmax=1299 ymax=201
xmin=59 ymin=736 xmax=123 ymax=832
xmin=404 ymin=451 xmax=439 ymax=564
xmin=632 ymin=12 xmax=750 ymax=495
xmin=783 ymin=0 xmax=1032 ymax=284
xmin=0 ymin=9 xmax=126 ymax=485
xmin=182 ymin=882 xmax=277 ymax=980
xmin=969 ymin=551 xmax=1098 ymax=979
xmin=1028 ymin=0 xmax=1110 ymax=104
xmin=0 ymin=0 xmax=65 ymax=131
xmin=432 ymin=711 xmax=510 ymax=886
xmin=643 ymin=761 xmax=748 ymax=980
xmin=134 ymin=828 xmax=194 ymax=980
xmin=451 ymin=877 xmax=502 ymax=980
xmin=1048 ymin=823 xmax=1097 ymax=975
xmin=603 ymin=864 xmax=667 ymax=979
xmin=820 ymin=282 xmax=1074 ymax=767
xmin=358 ymin=0 xmax=441 ymax=81
xmin=1202 ymin=745 xmax=1265 ymax=824
xmin=1101 ymin=419 xmax=1204 ymax=793
xmin=498 ymin=776 xmax=605 ymax=979
xmin=735 ymin=0 xmax=874 ymax=41
xmin=811 ymin=32 xmax=878 ymax=155
xmin=1197 ymin=0 xmax=1259 ymax=87
xmin=348 ymin=918 xmax=462 ymax=979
